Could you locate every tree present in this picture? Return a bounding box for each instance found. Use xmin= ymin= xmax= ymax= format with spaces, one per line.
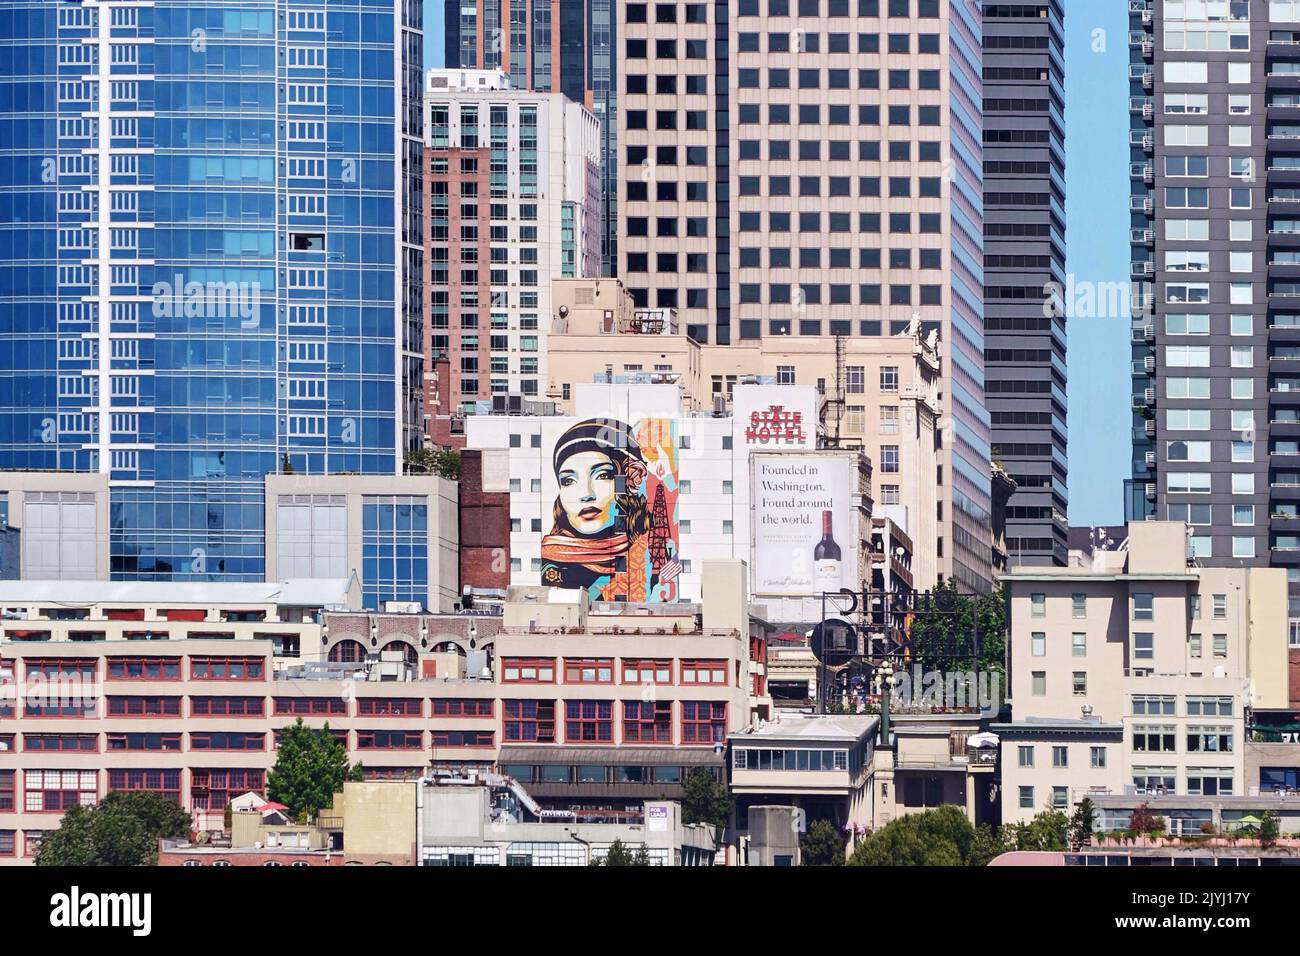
xmin=267 ymin=718 xmax=361 ymax=822
xmin=681 ymin=767 xmax=733 ymax=836
xmin=969 ymin=824 xmax=1012 ymax=867
xmin=406 ymin=447 xmax=461 ymax=480
xmin=801 ymin=819 xmax=847 ymax=866
xmin=1128 ymin=802 xmax=1164 ymax=837
xmin=36 ymin=791 xmax=192 ymax=867
xmin=1260 ymin=810 xmax=1280 ymax=848
xmin=591 ymin=839 xmax=651 ymax=866
xmin=1010 ymin=808 xmax=1069 ymax=851
xmin=1069 ymin=798 xmax=1096 ymax=848
xmin=847 ymin=805 xmax=978 ymax=866
xmin=906 ymin=580 xmax=1007 ymax=683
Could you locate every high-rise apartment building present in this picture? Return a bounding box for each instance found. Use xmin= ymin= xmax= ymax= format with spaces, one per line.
xmin=1128 ymin=1 xmax=1300 ymax=628
xmin=617 ymin=0 xmax=992 ymax=591
xmin=982 ymin=1 xmax=1068 ymax=568
xmin=443 ymin=0 xmax=618 ymax=276
xmin=0 ymin=0 xmax=423 ymax=580
xmin=423 ymin=69 xmax=601 ymax=442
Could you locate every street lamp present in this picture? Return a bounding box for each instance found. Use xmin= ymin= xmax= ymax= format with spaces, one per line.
xmin=876 ymin=659 xmax=895 ymax=747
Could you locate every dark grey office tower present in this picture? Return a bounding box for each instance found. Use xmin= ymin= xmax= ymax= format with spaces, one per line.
xmin=982 ymin=0 xmax=1068 ymax=567
xmin=444 ymin=0 xmax=618 ymax=277
xmin=1128 ymin=0 xmax=1300 ymax=637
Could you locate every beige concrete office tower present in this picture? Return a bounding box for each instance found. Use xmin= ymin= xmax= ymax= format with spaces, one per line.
xmin=424 ymin=69 xmax=602 ymax=445
xmin=618 ymin=0 xmax=991 ymax=591
xmin=998 ymin=521 xmax=1289 ymax=826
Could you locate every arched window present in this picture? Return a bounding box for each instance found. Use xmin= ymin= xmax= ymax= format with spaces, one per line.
xmin=380 ymin=640 xmax=417 ymax=666
xmin=328 ymin=640 xmax=367 ymax=663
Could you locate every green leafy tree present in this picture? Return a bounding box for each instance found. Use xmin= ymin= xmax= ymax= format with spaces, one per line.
xmin=847 ymin=805 xmax=978 ymax=866
xmin=801 ymin=819 xmax=847 ymax=866
xmin=36 ymin=791 xmax=192 ymax=867
xmin=267 ymin=718 xmax=361 ymax=821
xmin=969 ymin=823 xmax=1012 ymax=867
xmin=1010 ymin=808 xmax=1069 ymax=851
xmin=1260 ymin=810 xmax=1281 ymax=848
xmin=591 ymin=839 xmax=651 ymax=866
xmin=1069 ymin=798 xmax=1096 ymax=848
xmin=906 ymin=580 xmax=1006 ymax=682
xmin=682 ymin=767 xmax=733 ymax=836
xmin=406 ymin=447 xmax=461 ymax=480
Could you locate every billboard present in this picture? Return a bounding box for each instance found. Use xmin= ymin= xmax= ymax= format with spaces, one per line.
xmin=538 ymin=417 xmax=681 ymax=602
xmin=751 ymin=454 xmax=857 ymax=596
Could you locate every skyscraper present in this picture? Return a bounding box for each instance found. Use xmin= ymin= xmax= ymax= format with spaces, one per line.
xmin=1128 ymin=0 xmax=1273 ymax=570
xmin=618 ymin=0 xmax=993 ymax=591
xmin=982 ymin=0 xmax=1068 ymax=567
xmin=0 ymin=0 xmax=423 ymax=580
xmin=444 ymin=0 xmax=618 ymax=277
xmin=423 ymin=69 xmax=603 ymax=442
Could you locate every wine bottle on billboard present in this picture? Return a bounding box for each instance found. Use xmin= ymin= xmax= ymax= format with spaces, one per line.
xmin=813 ymin=509 xmax=841 ymax=591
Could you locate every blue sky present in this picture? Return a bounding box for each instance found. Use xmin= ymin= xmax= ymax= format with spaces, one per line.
xmin=421 ymin=3 xmax=1132 ymax=525
xmin=1063 ymin=3 xmax=1131 ymax=526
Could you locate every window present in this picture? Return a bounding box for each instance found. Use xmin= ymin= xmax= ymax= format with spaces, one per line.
xmin=274 ymin=697 xmax=346 ymax=716
xmin=1133 ymin=593 xmax=1154 ymax=621
xmin=622 ymin=659 xmax=673 ymax=684
xmin=0 ymin=771 xmax=12 ymax=811
xmin=623 ymin=701 xmax=673 ymax=743
xmin=1213 ymin=594 xmax=1227 ymax=619
xmin=430 ymin=698 xmax=494 ymax=718
xmin=189 ymin=697 xmax=265 ymax=717
xmin=189 ymin=733 xmax=265 ymax=752
xmin=1072 ymin=594 xmax=1086 ymax=619
xmin=1190 ymin=633 xmax=1202 ymax=659
xmin=502 ymin=658 xmax=556 ymax=683
xmin=1051 ymin=787 xmax=1068 ymax=810
xmin=1031 ymin=593 xmax=1046 ymax=617
xmin=356 ymin=730 xmax=424 ymax=750
xmin=565 ymin=700 xmax=613 ymax=742
xmin=1072 ymin=672 xmax=1087 ymax=696
xmin=1213 ymin=634 xmax=1228 ymax=658
xmin=1017 ymin=745 xmax=1034 ymax=768
xmin=1091 ymin=747 xmax=1107 ymax=769
xmin=190 ymin=656 xmax=264 ymax=680
xmin=503 ymin=700 xmax=556 ymax=743
xmin=879 ymin=367 xmax=899 ymax=391
xmin=190 ymin=770 xmax=265 ymax=812
xmin=356 ymin=698 xmax=423 ymax=717
xmin=1133 ymin=633 xmax=1154 ymax=661
xmin=680 ymin=702 xmax=728 ymax=743
xmin=25 ymin=770 xmax=97 ymax=811
xmin=1031 ymin=672 xmax=1046 ymax=696
xmin=1072 ymin=633 xmax=1087 ymax=658
xmin=1187 ymin=726 xmax=1233 ymax=754
xmin=1052 ymin=746 xmax=1068 ymax=769
xmin=107 ymin=657 xmax=181 ymax=680
xmin=1031 ymin=632 xmax=1046 ymax=657
xmin=563 ymin=659 xmax=613 ymax=684
xmin=1132 ymin=695 xmax=1175 ymax=716
xmin=1019 ymin=787 xmax=1034 ymax=809
xmin=106 ymin=696 xmax=181 ymax=717
xmin=1132 ymin=726 xmax=1177 ymax=753
xmin=681 ymin=660 xmax=728 ymax=685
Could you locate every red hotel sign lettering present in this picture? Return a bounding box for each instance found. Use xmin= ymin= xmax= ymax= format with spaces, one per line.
xmin=746 ymin=405 xmax=806 ymax=445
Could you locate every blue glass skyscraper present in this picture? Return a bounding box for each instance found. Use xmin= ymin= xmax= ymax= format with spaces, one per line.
xmin=0 ymin=0 xmax=423 ymax=580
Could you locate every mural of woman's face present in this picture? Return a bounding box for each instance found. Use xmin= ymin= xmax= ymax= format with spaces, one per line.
xmin=558 ymin=450 xmax=618 ymax=534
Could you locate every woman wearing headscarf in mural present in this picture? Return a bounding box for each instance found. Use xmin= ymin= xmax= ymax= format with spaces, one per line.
xmin=539 ymin=418 xmax=670 ymax=602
